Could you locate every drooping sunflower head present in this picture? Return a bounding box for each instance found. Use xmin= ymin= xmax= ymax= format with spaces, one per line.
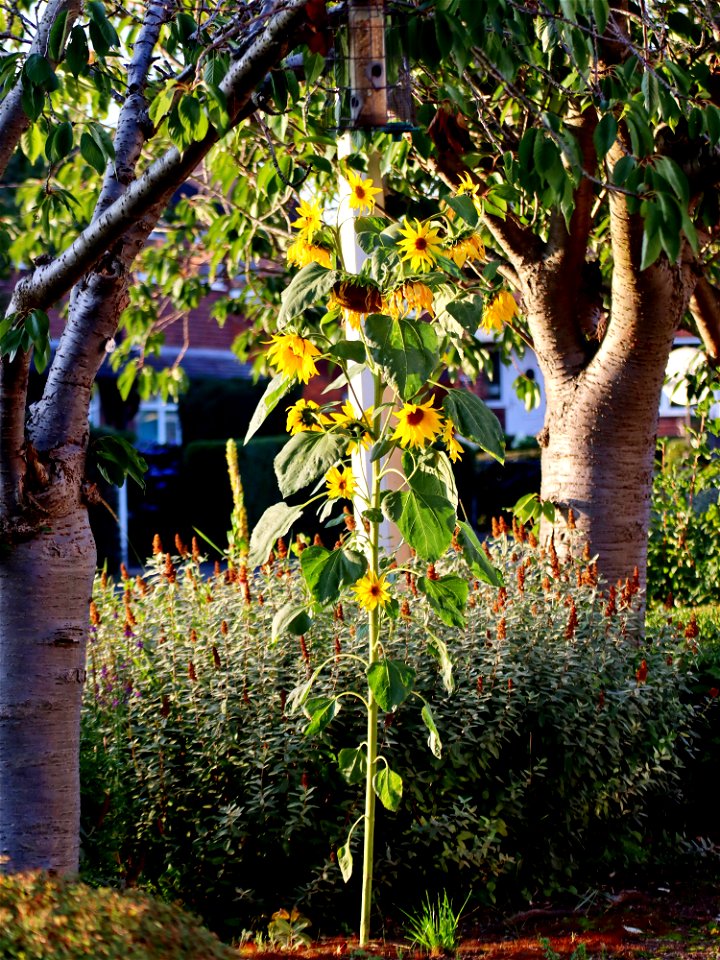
xmin=325 ymin=465 xmax=356 ymax=500
xmin=347 ymin=170 xmax=382 ymax=215
xmin=352 ymin=570 xmax=391 ymax=611
xmin=482 ymin=290 xmax=518 ymax=332
xmin=287 ymin=237 xmax=332 ymax=269
xmin=441 ymin=418 xmax=464 ymax=463
xmin=266 ymin=333 xmax=321 ymax=383
xmin=286 ymin=398 xmax=325 ymax=435
xmin=392 ymin=398 xmax=444 ymax=449
xmin=291 ymin=198 xmax=323 ymax=241
xmin=396 ymin=219 xmax=444 ymax=273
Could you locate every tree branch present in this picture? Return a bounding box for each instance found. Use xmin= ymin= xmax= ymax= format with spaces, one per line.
xmin=0 ymin=352 xmax=30 ymax=516
xmin=7 ymin=0 xmax=309 ymax=319
xmin=29 ymin=0 xmax=177 ymax=452
xmin=690 ymin=275 xmax=720 ymax=365
xmin=0 ymin=0 xmax=82 ymax=181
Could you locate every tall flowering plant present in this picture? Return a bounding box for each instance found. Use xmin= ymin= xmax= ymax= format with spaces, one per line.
xmin=246 ymin=179 xmax=510 ymax=944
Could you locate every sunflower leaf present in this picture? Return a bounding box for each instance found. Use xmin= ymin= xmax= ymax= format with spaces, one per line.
xmin=300 ymin=545 xmax=367 ymax=604
xmin=274 ymin=431 xmax=348 ymax=497
xmin=278 ymin=263 xmax=340 ymax=327
xmin=382 ymin=472 xmax=455 ymax=561
xmin=365 ymin=314 xmax=437 ymax=400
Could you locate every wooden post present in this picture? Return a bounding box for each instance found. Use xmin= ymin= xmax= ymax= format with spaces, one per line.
xmin=347 ymin=0 xmax=387 ymax=129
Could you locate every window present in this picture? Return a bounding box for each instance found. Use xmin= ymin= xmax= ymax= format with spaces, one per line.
xmin=135 ymin=399 xmax=182 ymax=447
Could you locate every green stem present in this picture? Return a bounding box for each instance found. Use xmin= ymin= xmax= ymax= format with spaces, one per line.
xmin=359 ymin=373 xmax=383 ymax=947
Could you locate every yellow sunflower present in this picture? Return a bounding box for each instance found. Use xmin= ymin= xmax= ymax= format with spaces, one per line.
xmin=481 ymin=290 xmax=518 ymax=332
xmin=291 ymin=198 xmax=323 ymax=241
xmin=287 ymin=238 xmax=332 ymax=268
xmin=329 ymin=402 xmax=374 ymax=453
xmin=325 ymin=465 xmax=356 ymax=500
xmin=441 ymin=419 xmax=464 ymax=463
xmin=396 ymin=219 xmax=444 ymax=273
xmin=448 ymin=234 xmax=485 ymax=268
xmin=352 ymin=570 xmax=391 ymax=611
xmin=382 ymin=282 xmax=435 ymax=320
xmin=346 ymin=170 xmax=382 ymax=215
xmin=286 ymin=398 xmax=325 ymax=435
xmin=392 ymin=398 xmax=444 ymax=449
xmin=266 ymin=333 xmax=321 ymax=383
xmin=455 ymin=172 xmax=483 ymax=214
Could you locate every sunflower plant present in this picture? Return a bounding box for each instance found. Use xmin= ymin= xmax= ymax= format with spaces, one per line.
xmin=245 ymin=178 xmax=509 ymax=945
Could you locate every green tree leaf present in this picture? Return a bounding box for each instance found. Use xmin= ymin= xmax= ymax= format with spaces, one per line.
xmin=382 ymin=473 xmax=455 ymax=561
xmin=457 ymin=521 xmax=503 ymax=586
xmin=373 ymin=766 xmax=403 ymax=812
xmin=365 ymin=314 xmax=438 ymax=401
xmin=366 ymin=659 xmax=416 ymax=711
xmin=300 ymin=545 xmax=367 ymax=604
xmin=271 ymin=603 xmax=312 ymax=643
xmin=274 ymin=430 xmax=348 ymax=497
xmin=442 ymin=389 xmax=505 ymax=462
xmin=93 ymin=436 xmax=147 ymax=489
xmin=417 ymin=574 xmax=469 ymax=628
xmin=80 ymin=131 xmax=106 ymax=174
xmin=337 ymin=746 xmax=367 ymax=785
xmin=593 ymin=113 xmax=617 ymax=161
xmin=248 ymin=502 xmax=304 ymax=568
xmin=65 ymin=25 xmax=89 ymax=76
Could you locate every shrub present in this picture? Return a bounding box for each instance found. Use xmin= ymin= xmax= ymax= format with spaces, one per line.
xmin=81 ymin=532 xmax=698 ymax=934
xmin=648 ymin=414 xmax=720 ymax=607
xmin=0 ymin=871 xmax=238 ymax=959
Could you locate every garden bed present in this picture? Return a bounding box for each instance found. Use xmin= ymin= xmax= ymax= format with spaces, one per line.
xmin=239 ymin=885 xmax=720 ymax=960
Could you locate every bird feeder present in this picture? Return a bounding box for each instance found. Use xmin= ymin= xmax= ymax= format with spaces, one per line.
xmin=332 ymin=0 xmax=415 ymax=134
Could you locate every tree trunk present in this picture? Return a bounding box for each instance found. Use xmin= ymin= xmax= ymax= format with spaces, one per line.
xmin=0 ymin=489 xmax=94 ymax=872
xmin=539 ymin=341 xmax=674 ymax=587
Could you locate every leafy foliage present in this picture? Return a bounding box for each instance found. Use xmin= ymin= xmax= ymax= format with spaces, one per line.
xmin=0 ymin=871 xmax=237 ymax=960
xmin=82 ymin=533 xmax=698 ymax=931
xmin=648 ymin=397 xmax=720 ymax=607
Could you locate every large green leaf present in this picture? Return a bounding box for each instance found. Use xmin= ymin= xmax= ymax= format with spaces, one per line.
xmin=248 ymin=502 xmax=304 ymax=568
xmin=337 ymin=746 xmax=367 ymax=785
xmin=365 ymin=314 xmax=438 ymax=400
xmin=271 ymin=603 xmax=312 ymax=643
xmin=274 ymin=431 xmax=347 ymax=497
xmin=278 ymin=262 xmax=340 ymax=326
xmin=457 ymin=521 xmax=503 ymax=586
xmin=417 ymin=574 xmax=469 ymax=628
xmin=404 ymin=449 xmax=458 ymax=507
xmin=373 ymin=766 xmax=403 ymax=811
xmin=244 ymin=374 xmax=293 ymax=445
xmin=443 ymin=294 xmax=484 ymax=335
xmin=304 ymin=696 xmax=341 ymax=736
xmin=366 ymin=659 xmax=416 ymax=711
xmin=382 ymin=472 xmax=455 ymax=561
xmin=300 ymin=545 xmax=367 ymax=604
xmin=443 ymin=389 xmax=505 ymax=463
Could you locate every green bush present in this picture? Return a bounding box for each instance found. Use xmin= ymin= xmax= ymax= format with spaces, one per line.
xmin=648 ymin=417 xmax=720 ymax=606
xmin=81 ymin=535 xmax=698 ymax=934
xmin=0 ymin=871 xmax=238 ymax=959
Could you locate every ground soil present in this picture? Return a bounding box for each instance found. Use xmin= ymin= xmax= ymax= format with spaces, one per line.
xmin=240 ymin=884 xmax=720 ymax=960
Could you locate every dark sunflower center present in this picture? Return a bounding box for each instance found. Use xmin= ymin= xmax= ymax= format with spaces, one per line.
xmin=415 ymin=237 xmax=428 ymax=251
xmin=356 ymin=186 xmax=366 ymax=199
xmin=406 ymin=409 xmax=426 ymax=426
xmin=370 ymin=584 xmax=381 ymax=596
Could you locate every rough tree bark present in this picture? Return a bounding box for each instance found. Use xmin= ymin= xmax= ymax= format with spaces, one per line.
xmin=0 ymin=0 xmax=310 ymax=874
